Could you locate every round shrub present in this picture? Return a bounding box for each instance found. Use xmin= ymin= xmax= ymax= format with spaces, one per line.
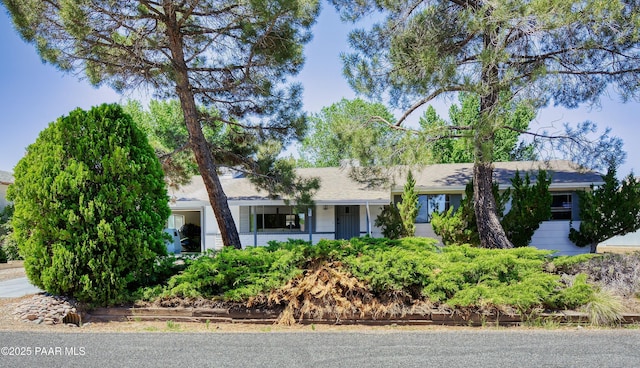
xmin=8 ymin=104 xmax=171 ymax=305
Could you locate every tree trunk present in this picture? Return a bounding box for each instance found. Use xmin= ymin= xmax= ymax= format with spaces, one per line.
xmin=473 ymin=161 xmax=513 ymax=249
xmin=590 ymin=242 xmax=598 ymax=254
xmin=164 ymin=3 xmax=241 ymax=249
xmin=472 ymin=25 xmax=514 ymax=250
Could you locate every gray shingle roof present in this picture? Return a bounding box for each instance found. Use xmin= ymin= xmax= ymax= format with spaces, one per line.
xmin=169 ymin=160 xmax=603 ymax=204
xmin=0 ymin=170 xmax=13 ymax=185
xmin=395 ymin=160 xmax=604 ymax=193
xmin=171 ymin=166 xmax=391 ymax=204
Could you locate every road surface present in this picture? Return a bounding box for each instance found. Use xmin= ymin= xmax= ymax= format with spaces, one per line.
xmin=1 ymin=330 xmax=639 ymax=367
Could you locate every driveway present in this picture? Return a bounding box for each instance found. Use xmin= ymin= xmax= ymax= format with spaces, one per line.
xmin=0 ymin=277 xmax=42 ymax=298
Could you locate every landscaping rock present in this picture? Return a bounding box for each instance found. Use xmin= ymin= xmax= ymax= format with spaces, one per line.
xmin=12 ymin=293 xmax=81 ymax=326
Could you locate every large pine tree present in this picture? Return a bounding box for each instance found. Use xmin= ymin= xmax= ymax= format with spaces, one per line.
xmin=3 ymin=0 xmax=320 ymax=248
xmin=330 ymin=0 xmax=635 ymax=248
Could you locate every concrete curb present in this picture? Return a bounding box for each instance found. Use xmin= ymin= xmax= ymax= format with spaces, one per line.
xmin=86 ymin=307 xmax=640 ymax=326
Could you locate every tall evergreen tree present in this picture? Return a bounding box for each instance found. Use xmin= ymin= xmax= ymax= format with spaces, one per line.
xmin=502 ymin=171 xmax=552 ymax=248
xmin=7 ymin=104 xmax=170 ymax=305
xmin=398 ymin=171 xmax=420 ymax=237
xmin=569 ymin=165 xmax=640 ymax=253
xmin=3 ymin=0 xmax=320 ymax=248
xmin=330 ymin=0 xmax=631 ymax=248
xmin=123 ymin=100 xmax=198 ymax=190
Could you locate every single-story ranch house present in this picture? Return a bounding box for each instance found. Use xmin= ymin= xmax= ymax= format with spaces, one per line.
xmin=0 ymin=170 xmax=14 ymax=211
xmin=168 ymin=160 xmax=605 ymax=255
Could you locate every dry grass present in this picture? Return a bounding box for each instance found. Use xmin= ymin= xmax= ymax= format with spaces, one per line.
xmin=568 ymin=252 xmax=640 ymax=298
xmin=265 ymin=261 xmax=431 ymax=325
xmin=580 ymin=289 xmax=626 ymax=326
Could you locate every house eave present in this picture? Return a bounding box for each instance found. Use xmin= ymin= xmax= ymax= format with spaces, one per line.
xmin=391 ymin=182 xmax=601 ymax=195
xmin=169 ymin=199 xmax=208 ymax=209
xmin=227 ymin=199 xmax=390 ymax=207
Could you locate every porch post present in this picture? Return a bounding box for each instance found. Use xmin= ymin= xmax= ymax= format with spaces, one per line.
xmin=253 ymin=206 xmax=257 ymax=246
xmin=308 ymin=207 xmax=313 ymax=244
xmin=366 ymin=201 xmax=371 ymax=236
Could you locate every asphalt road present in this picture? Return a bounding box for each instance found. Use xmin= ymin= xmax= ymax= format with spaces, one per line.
xmin=1 ymin=330 xmax=639 ymax=368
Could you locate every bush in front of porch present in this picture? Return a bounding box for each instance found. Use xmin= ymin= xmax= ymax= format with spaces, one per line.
xmin=138 ymin=237 xmax=611 ymax=322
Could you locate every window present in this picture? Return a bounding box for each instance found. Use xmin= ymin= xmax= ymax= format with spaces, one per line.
xmin=167 ymin=214 xmax=185 ymax=229
xmin=257 ymin=213 xmax=301 ymax=230
xmin=416 ymin=194 xmax=451 ymax=223
xmin=250 ymin=206 xmax=307 ymax=232
xmin=550 ymin=193 xmax=572 ymax=220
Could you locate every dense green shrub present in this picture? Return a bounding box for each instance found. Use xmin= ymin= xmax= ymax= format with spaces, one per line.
xmin=152 ymin=237 xmax=596 ymax=311
xmin=501 ymin=170 xmax=552 ymax=247
xmin=431 ymin=181 xmax=506 ymax=246
xmin=374 ymin=203 xmax=405 ymax=239
xmin=159 ymin=247 xmax=306 ymax=301
xmin=550 ymin=274 xmax=594 ymax=309
xmin=0 ymin=205 xmax=20 ymax=261
xmin=129 ymin=255 xmax=188 ymax=291
xmin=432 ymin=171 xmax=552 ymax=247
xmin=569 ymin=165 xmax=640 ymax=253
xmin=8 ymin=104 xmax=170 ymax=305
xmin=376 ymin=173 xmax=421 ymax=239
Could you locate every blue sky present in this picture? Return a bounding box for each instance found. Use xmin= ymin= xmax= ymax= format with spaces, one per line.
xmin=0 ymin=6 xmax=638 ymax=177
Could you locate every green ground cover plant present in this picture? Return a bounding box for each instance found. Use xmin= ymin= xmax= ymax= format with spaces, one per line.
xmin=143 ymin=238 xmax=599 ymax=315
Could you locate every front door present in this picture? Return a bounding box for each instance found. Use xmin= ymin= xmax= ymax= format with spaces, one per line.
xmin=335 ymin=205 xmax=360 ymax=240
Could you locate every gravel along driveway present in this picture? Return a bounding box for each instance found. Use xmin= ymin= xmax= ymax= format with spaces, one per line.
xmin=0 ymin=266 xmax=25 ymax=282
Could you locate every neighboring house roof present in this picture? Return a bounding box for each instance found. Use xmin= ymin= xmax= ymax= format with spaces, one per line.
xmin=0 ymin=170 xmax=14 ymax=185
xmin=169 ymin=160 xmax=604 ymax=206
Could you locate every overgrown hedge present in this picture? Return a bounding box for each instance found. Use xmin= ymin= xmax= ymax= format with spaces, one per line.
xmin=9 ymin=104 xmax=170 ymax=306
xmin=143 ymin=238 xmax=596 ymax=311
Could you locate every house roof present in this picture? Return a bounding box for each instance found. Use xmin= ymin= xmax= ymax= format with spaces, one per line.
xmin=169 ymin=160 xmax=604 ymax=205
xmin=170 ymin=166 xmax=391 ymax=205
xmin=394 ymin=160 xmax=604 ymax=193
xmin=0 ymin=170 xmax=13 ymax=185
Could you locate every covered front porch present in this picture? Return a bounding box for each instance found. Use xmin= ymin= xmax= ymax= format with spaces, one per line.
xmin=237 ymin=201 xmax=386 ymax=247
